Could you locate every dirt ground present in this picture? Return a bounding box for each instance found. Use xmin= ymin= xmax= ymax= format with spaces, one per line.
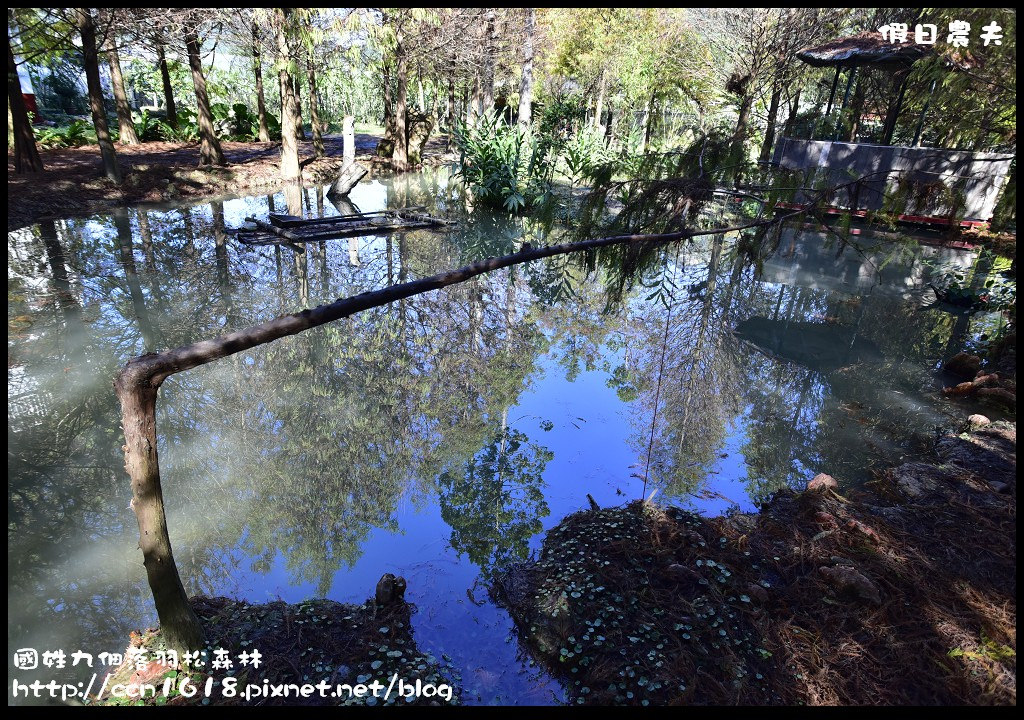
xmin=7 ymin=133 xmax=454 ymax=232
xmin=92 ymin=592 xmax=460 ymax=706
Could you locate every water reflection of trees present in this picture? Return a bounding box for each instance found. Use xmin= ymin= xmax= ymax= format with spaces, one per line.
xmin=551 ymin=222 xmax=983 ymax=505
xmin=9 ymin=176 xmax=557 ymax=667
xmin=8 ymin=171 xmax=994 ymax=681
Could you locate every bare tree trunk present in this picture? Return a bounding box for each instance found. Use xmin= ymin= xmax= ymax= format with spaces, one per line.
xmin=517 ymin=8 xmax=535 ymax=129
xmin=593 ymin=67 xmax=606 ymax=132
xmin=481 ymin=10 xmax=496 ymax=117
xmin=845 ymin=77 xmax=865 ymax=142
xmin=77 ymin=8 xmax=121 ymax=184
xmin=114 ymin=373 xmax=206 ymax=655
xmin=7 ymin=22 xmax=42 ymax=172
xmin=469 ymin=73 xmax=481 ymax=126
xmin=293 ymin=72 xmax=305 ymax=141
xmin=446 ymin=78 xmax=455 ymax=149
xmin=642 ymin=92 xmax=656 ymax=152
xmin=251 ymin=23 xmax=270 ymax=142
xmin=759 ymin=81 xmax=781 ymax=163
xmin=106 ymin=37 xmax=140 ymax=144
xmin=155 ymin=42 xmax=177 ymax=127
xmin=392 ymin=27 xmax=409 ymax=171
xmin=275 ymin=9 xmax=300 ymax=181
xmin=782 ymin=87 xmax=801 ymax=138
xmin=733 ymin=94 xmax=752 ymax=150
xmin=184 ymin=29 xmax=226 ymax=166
xmin=380 ymin=60 xmax=396 ymax=152
xmin=306 ymin=53 xmax=324 ymax=157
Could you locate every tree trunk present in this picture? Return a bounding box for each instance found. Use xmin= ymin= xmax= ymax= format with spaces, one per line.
xmin=275 ymin=9 xmax=300 ymax=181
xmin=468 ymin=75 xmax=480 ymax=126
xmin=114 ymin=372 xmax=206 ymax=655
xmin=782 ymin=87 xmax=801 ymax=138
xmin=642 ymin=92 xmax=656 ymax=152
xmin=392 ymin=28 xmax=409 ymax=171
xmin=593 ymin=68 xmax=606 ymax=132
xmin=106 ymin=38 xmax=139 ymax=144
xmin=293 ymin=73 xmax=305 ymax=141
xmin=446 ymin=78 xmax=455 ymax=149
xmin=155 ymin=42 xmax=177 ymax=127
xmin=518 ymin=8 xmax=535 ymax=129
xmin=845 ymin=76 xmax=865 ymax=142
xmin=481 ymin=10 xmax=496 ymax=118
xmin=733 ymin=93 xmax=752 ymax=150
xmin=184 ymin=29 xmax=226 ymax=166
xmin=6 ymin=23 xmax=42 ymax=172
xmin=306 ymin=53 xmax=324 ymax=157
xmin=77 ymin=9 xmax=121 ymax=184
xmin=759 ymin=81 xmax=781 ymax=163
xmin=251 ymin=24 xmax=270 ymax=142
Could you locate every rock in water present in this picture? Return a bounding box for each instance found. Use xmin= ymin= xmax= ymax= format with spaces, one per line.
xmin=942 ymin=352 xmax=982 ymax=379
xmin=375 ymin=573 xmax=408 ymax=606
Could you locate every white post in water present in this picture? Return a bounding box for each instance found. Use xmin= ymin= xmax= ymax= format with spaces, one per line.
xmin=343 ymin=115 xmax=355 ymax=165
xmin=329 ymin=114 xmax=367 ymax=198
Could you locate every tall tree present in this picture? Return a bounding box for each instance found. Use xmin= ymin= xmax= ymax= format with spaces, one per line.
xmin=76 ymin=8 xmax=122 ymax=184
xmin=184 ymin=26 xmax=226 ymax=166
xmin=250 ymin=22 xmax=271 ymax=142
xmin=275 ymin=8 xmax=301 ymax=181
xmin=105 ymin=32 xmax=140 ymax=145
xmin=517 ymin=8 xmax=534 ymax=128
xmin=480 ymin=10 xmax=496 ymax=116
xmin=392 ymin=18 xmax=409 ymax=170
xmin=305 ymin=51 xmax=324 ymax=157
xmin=155 ymin=41 xmax=178 ymax=126
xmin=6 ymin=19 xmax=42 ymax=172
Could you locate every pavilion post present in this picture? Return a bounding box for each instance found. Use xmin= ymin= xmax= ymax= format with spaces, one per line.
xmin=911 ymin=79 xmax=937 ymax=147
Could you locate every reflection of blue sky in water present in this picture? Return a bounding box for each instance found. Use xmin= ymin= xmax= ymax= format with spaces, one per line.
xmin=8 ymin=169 xmax=1001 ymax=704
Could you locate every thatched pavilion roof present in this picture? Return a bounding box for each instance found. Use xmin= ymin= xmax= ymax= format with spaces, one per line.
xmin=796 ymin=31 xmax=931 ymax=69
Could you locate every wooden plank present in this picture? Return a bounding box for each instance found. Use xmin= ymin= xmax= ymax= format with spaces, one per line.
xmin=236 ymin=219 xmax=442 ymax=246
xmin=245 ymin=217 xmax=302 ymax=242
xmin=267 ymin=213 xmax=304 ymax=227
xmin=269 ymin=206 xmax=429 ymax=229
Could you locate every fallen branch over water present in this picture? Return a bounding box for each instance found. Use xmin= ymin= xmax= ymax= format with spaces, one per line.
xmin=114 ymin=206 xmax=813 ymax=653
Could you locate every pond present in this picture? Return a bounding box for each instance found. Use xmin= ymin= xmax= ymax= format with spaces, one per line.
xmin=7 ymin=167 xmax=1002 ymax=704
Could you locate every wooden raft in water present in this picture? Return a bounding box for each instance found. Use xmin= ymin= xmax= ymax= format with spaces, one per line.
xmin=235 ymin=207 xmax=455 ymax=246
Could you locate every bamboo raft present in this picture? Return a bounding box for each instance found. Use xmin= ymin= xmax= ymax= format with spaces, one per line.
xmin=235 ymin=207 xmax=456 ymax=246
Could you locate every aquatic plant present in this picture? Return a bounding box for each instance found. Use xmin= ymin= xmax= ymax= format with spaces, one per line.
xmin=454 ymin=111 xmax=557 ymax=213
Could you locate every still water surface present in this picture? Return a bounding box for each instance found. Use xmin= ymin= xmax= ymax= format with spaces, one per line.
xmin=8 ymin=168 xmax=997 ymax=703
